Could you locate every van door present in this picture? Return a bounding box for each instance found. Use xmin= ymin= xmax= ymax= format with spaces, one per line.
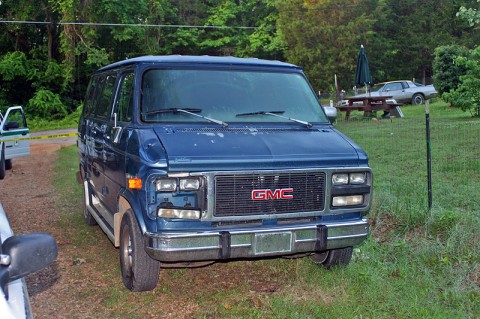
xmin=103 ymin=71 xmax=135 ymax=214
xmin=0 ymin=106 xmax=30 ymax=160
xmin=78 ymin=75 xmax=100 ymax=173
xmin=89 ymin=74 xmax=117 ymax=217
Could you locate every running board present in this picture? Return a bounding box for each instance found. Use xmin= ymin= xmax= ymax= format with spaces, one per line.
xmin=87 ymin=200 xmax=115 ymax=245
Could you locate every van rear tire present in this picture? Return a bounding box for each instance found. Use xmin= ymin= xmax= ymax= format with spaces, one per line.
xmin=120 ymin=209 xmax=160 ymax=291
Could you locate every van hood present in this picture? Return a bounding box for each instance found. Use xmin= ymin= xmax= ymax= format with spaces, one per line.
xmin=153 ymin=126 xmax=366 ymax=171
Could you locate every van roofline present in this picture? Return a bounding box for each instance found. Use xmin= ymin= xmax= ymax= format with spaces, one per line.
xmin=98 ymin=55 xmax=301 ymax=71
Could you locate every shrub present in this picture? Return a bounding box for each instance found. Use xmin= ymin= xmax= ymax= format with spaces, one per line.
xmin=0 ymin=51 xmax=29 ymax=81
xmin=432 ymin=45 xmax=469 ymax=99
xmin=443 ymin=46 xmax=480 ymax=117
xmin=27 ymin=89 xmax=68 ymax=120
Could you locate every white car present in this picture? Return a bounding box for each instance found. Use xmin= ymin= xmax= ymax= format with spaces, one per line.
xmin=0 ymin=106 xmax=31 ymax=179
xmin=354 ymin=81 xmax=438 ymax=105
xmin=0 ymin=203 xmax=57 ymax=318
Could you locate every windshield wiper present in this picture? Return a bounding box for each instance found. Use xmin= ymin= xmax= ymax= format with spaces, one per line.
xmin=145 ymin=107 xmax=202 ymax=115
xmin=236 ymin=111 xmax=312 ymax=128
xmin=236 ymin=110 xmax=285 ymax=116
xmin=144 ymin=108 xmax=228 ymax=128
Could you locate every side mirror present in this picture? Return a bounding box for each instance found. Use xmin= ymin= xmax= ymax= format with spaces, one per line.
xmin=323 ymin=107 xmax=337 ymax=123
xmin=2 ymin=233 xmax=58 ymax=282
xmin=4 ymin=121 xmax=19 ymax=130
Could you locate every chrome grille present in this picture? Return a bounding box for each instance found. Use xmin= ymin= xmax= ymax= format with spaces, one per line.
xmin=214 ymin=172 xmax=326 ymax=217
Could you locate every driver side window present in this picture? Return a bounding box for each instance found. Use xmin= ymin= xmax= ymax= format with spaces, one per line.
xmin=384 ymin=82 xmax=403 ymax=91
xmin=115 ymin=72 xmax=134 ymax=122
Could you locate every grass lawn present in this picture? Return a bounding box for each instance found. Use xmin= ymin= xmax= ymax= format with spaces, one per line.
xmin=54 ymin=100 xmax=479 ymax=318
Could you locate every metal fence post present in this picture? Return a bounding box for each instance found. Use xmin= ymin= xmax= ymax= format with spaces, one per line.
xmin=426 ymin=100 xmax=432 ymax=210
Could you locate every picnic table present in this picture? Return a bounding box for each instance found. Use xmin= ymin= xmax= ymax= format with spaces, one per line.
xmin=336 ymin=96 xmax=403 ymax=120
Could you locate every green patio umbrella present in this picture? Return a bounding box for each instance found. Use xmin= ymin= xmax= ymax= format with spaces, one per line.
xmin=354 ymin=45 xmax=372 ymax=90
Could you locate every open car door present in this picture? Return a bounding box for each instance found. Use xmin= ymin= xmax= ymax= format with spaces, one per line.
xmin=0 ymin=106 xmax=30 ymax=161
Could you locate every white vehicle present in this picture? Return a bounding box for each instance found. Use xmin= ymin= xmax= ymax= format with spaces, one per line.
xmin=0 ymin=106 xmax=30 ymax=179
xmin=353 ymin=81 xmax=438 ymax=105
xmin=0 ymin=203 xmax=57 ymax=318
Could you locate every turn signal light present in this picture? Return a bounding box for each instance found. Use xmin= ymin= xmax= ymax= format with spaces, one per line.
xmin=128 ymin=177 xmax=143 ymax=190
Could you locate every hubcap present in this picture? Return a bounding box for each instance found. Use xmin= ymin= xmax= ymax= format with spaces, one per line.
xmin=122 ymin=226 xmax=133 ymax=277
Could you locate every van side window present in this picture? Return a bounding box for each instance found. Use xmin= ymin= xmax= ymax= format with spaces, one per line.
xmin=115 ymin=73 xmax=134 ymax=122
xmin=83 ymin=76 xmax=100 ymax=118
xmin=96 ymin=74 xmax=117 ymax=119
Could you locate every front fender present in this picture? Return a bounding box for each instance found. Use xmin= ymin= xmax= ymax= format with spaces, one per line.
xmin=117 ymin=188 xmax=156 ymax=236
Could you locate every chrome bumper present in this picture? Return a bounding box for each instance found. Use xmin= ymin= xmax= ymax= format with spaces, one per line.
xmin=145 ymin=219 xmax=369 ymax=262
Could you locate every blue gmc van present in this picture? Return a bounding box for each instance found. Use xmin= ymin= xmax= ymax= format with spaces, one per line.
xmin=77 ymin=56 xmax=371 ymax=291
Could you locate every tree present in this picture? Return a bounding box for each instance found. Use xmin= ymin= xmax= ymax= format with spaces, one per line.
xmin=198 ymin=0 xmax=282 ymax=59
xmin=457 ymin=0 xmax=480 ymax=26
xmin=432 ymin=45 xmax=469 ymax=98
xmin=443 ymin=46 xmax=480 ymax=117
xmin=277 ymin=0 xmax=378 ymax=92
xmin=370 ymin=0 xmax=478 ymax=84
xmin=441 ymin=0 xmax=480 ymax=117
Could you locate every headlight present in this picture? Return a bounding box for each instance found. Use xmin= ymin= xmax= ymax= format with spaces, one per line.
xmin=349 ymin=172 xmax=366 ymax=184
xmin=332 ymin=195 xmax=364 ymax=207
xmin=179 ymin=178 xmax=200 ymax=191
xmin=332 ymin=173 xmax=349 ymax=185
xmin=155 ymin=178 xmax=177 ymax=192
xmin=332 ymin=172 xmax=367 ymax=185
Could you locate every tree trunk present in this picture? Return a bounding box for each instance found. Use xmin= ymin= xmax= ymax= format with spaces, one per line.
xmin=42 ymin=1 xmax=57 ymax=60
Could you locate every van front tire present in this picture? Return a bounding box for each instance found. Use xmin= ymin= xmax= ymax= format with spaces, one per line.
xmin=310 ymin=247 xmax=353 ymax=269
xmin=120 ymin=209 xmax=160 ymax=291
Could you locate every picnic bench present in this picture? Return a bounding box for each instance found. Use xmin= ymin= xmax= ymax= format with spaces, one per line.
xmin=336 ymin=96 xmax=404 ymax=120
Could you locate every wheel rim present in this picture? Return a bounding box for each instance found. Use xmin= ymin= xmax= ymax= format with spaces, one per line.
xmin=121 ymin=226 xmax=133 ymax=278
xmin=413 ymin=95 xmax=423 ymax=105
xmin=311 ymin=251 xmax=329 ymax=264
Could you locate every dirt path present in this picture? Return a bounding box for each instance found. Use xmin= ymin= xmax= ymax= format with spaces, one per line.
xmin=0 ymin=135 xmax=293 ymax=318
xmin=0 ymin=139 xmax=77 ymax=317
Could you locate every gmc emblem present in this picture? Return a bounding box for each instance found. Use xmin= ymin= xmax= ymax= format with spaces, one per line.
xmin=251 ymin=188 xmax=294 ymax=200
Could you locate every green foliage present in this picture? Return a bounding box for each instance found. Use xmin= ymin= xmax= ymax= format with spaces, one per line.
xmin=27 ymin=89 xmax=68 ymax=120
xmin=27 ymin=106 xmax=81 ymax=131
xmin=199 ymin=0 xmax=282 ymax=58
xmin=81 ymin=47 xmax=110 ymax=67
xmin=369 ymin=0 xmax=476 ymax=84
xmin=443 ymin=46 xmax=480 ymax=117
xmin=432 ymin=45 xmax=470 ymax=98
xmin=0 ymin=51 xmax=29 ymax=80
xmin=277 ymin=0 xmax=378 ymax=91
xmin=239 ymin=0 xmax=285 ymax=59
xmin=457 ymin=0 xmax=480 ymax=26
xmin=0 ymin=51 xmax=72 ymax=115
xmin=2 ymin=0 xmax=480 ymax=121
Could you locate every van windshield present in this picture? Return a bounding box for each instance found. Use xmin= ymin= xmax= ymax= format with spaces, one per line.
xmin=141 ymin=69 xmax=328 ymax=124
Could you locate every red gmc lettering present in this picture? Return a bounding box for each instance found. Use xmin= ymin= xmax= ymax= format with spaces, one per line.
xmin=251 ymin=188 xmax=294 ymax=200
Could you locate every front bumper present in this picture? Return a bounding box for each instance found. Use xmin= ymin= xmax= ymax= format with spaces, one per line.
xmin=145 ymin=219 xmax=369 ymax=262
